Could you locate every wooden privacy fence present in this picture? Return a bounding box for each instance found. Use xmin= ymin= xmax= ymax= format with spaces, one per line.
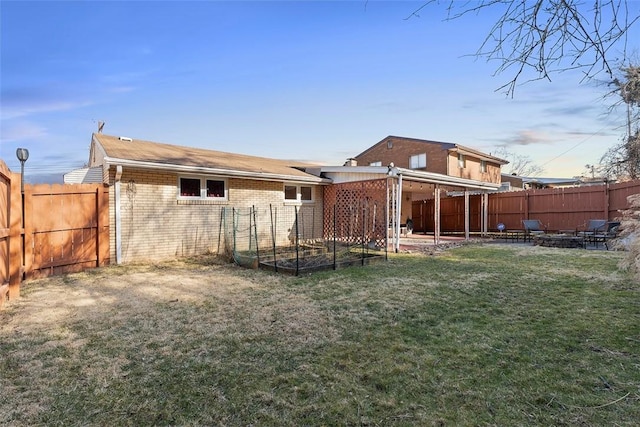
xmin=413 ymin=180 xmax=640 ymax=233
xmin=1 ymin=160 xmax=20 ymax=306
xmin=0 ymin=158 xmax=109 ymax=306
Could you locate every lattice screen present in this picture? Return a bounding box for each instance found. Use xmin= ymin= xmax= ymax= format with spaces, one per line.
xmin=323 ymin=179 xmax=390 ymax=248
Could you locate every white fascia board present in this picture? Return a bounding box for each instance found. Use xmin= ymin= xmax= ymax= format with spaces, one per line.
xmin=319 ymin=165 xmax=500 ymax=190
xmin=103 ymin=157 xmax=332 ymax=185
xmin=319 ymin=166 xmax=391 ymax=174
xmin=394 ymin=167 xmax=501 ymax=190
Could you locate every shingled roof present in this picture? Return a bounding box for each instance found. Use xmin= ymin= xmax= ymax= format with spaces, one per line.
xmin=91 ymin=133 xmax=329 ymax=184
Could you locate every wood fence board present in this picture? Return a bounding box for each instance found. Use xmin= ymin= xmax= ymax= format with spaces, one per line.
xmin=9 ymin=172 xmax=22 ymax=298
xmin=0 ymin=162 xmax=9 ymax=288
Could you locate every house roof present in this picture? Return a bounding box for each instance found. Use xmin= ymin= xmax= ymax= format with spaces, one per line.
xmin=91 ymin=133 xmax=330 ymax=184
xmin=356 ymin=135 xmax=509 ymax=165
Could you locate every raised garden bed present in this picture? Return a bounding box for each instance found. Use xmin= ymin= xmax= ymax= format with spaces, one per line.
xmin=259 ymin=252 xmax=385 ymax=275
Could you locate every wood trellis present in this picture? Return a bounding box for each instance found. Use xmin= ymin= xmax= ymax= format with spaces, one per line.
xmin=323 ymin=178 xmax=389 ymax=248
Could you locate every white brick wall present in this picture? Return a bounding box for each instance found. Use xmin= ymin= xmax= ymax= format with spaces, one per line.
xmin=108 ymin=167 xmax=324 ymax=262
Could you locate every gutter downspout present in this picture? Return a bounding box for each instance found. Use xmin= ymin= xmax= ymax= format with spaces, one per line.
xmin=114 ymin=165 xmax=123 ymax=264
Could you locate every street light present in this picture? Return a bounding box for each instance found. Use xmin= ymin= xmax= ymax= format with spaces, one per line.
xmin=16 ymin=148 xmax=29 ymax=193
xmin=15 ymin=148 xmax=29 ymax=279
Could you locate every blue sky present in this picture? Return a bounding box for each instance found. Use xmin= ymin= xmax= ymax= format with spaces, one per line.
xmin=1 ymin=1 xmax=638 ymax=183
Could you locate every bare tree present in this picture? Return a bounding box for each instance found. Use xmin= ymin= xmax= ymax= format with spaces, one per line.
xmin=493 ymin=146 xmax=545 ymax=176
xmin=406 ymin=1 xmax=639 ymax=95
xmin=600 ymin=64 xmax=640 ymax=180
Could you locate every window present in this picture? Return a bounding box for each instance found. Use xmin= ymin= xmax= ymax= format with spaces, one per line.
xmin=284 ymin=185 xmax=298 ymax=200
xmin=284 ymin=184 xmax=314 ymax=203
xmin=206 ymin=179 xmax=225 ymax=197
xmin=409 ymin=153 xmax=426 ymax=169
xmin=480 ymin=160 xmax=487 ymax=173
xmin=180 ymin=178 xmax=201 ymax=197
xmin=387 ymin=140 xmax=393 ymax=149
xmin=178 ymin=176 xmax=227 ymax=200
xmin=300 ymin=186 xmax=312 ymax=201
xmin=458 ymin=153 xmax=466 ymax=168
xmin=369 ymin=161 xmax=382 ymax=166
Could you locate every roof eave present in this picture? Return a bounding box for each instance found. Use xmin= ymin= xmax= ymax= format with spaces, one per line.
xmin=395 ymin=167 xmax=501 ymax=190
xmin=103 ymin=157 xmax=332 ymax=184
xmin=447 ymin=146 xmax=509 ymax=165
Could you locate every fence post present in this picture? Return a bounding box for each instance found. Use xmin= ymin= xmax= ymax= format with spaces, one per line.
xmin=95 ymin=186 xmax=101 ymax=267
xmin=604 ymin=180 xmax=610 ymax=220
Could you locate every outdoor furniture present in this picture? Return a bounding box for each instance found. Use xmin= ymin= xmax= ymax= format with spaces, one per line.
xmin=578 ymin=219 xmax=607 ymax=247
xmin=522 ymin=219 xmax=546 ymax=242
xmin=591 ymin=221 xmax=621 ymax=250
xmin=533 ymin=234 xmax=585 ymax=248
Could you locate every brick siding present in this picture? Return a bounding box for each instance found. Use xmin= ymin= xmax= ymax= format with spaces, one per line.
xmin=107 ymin=167 xmax=324 ymax=263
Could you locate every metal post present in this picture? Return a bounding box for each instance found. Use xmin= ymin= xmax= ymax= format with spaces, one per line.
xmin=295 ymin=206 xmax=300 ymax=276
xmin=270 ymin=204 xmax=277 ymax=272
xmin=16 ymin=148 xmax=29 ymax=277
xmin=333 ymin=204 xmax=337 ymax=270
xmin=252 ymin=205 xmax=259 ymax=265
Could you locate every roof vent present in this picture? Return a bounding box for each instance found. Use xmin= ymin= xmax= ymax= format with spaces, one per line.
xmin=118 ymin=136 xmax=133 ymax=142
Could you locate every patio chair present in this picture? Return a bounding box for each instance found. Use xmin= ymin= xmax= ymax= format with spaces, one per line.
xmin=578 ymin=219 xmax=607 ymax=247
xmin=591 ymin=221 xmax=621 ymax=250
xmin=522 ymin=219 xmax=546 ymax=242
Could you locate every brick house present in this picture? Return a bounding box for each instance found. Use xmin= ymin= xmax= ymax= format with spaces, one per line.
xmin=352 ymin=135 xmax=507 ymax=183
xmin=81 ymin=133 xmax=508 ymax=263
xmin=87 ymin=133 xmax=330 ymax=263
xmin=325 ymin=136 xmax=508 ymax=247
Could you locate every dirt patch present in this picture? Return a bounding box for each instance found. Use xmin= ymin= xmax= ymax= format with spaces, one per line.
xmin=0 ymin=255 xmax=337 ymax=345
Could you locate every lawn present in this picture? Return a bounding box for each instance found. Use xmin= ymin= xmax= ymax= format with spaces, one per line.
xmin=1 ymin=243 xmax=638 ymax=426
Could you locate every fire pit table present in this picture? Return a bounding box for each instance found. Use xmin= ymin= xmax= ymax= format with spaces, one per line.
xmin=533 ymin=233 xmax=584 ymax=248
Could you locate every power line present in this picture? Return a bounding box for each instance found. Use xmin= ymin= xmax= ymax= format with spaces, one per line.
xmin=535 ymin=126 xmax=609 ymax=174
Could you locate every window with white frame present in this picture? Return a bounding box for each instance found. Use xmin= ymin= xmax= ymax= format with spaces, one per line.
xmin=458 ymin=153 xmax=466 ymax=168
xmin=369 ymin=161 xmax=382 ymax=166
xmin=409 ymin=153 xmax=426 ymax=169
xmin=480 ymin=160 xmax=487 ymax=173
xmin=178 ymin=176 xmax=227 ymax=200
xmin=284 ymin=184 xmax=314 ymax=202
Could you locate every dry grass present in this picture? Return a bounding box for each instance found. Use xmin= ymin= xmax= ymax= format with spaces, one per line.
xmin=1 ymin=246 xmax=639 ymax=426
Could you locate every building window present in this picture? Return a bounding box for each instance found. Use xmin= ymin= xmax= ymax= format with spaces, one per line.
xmin=178 ymin=176 xmax=227 ymax=200
xmin=369 ymin=161 xmax=382 ymax=166
xmin=284 ymin=184 xmax=314 ymax=203
xmin=387 ymin=140 xmax=393 ymax=149
xmin=284 ymin=185 xmax=298 ymax=200
xmin=458 ymin=153 xmax=466 ymax=168
xmin=480 ymin=160 xmax=487 ymax=173
xmin=409 ymin=153 xmax=426 ymax=169
xmin=179 ymin=177 xmax=201 ymax=197
xmin=300 ymin=186 xmax=312 ymax=201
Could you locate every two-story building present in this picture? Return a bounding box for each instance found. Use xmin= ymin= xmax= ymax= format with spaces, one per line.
xmin=317 ymin=136 xmax=508 ymax=250
xmin=352 ymin=135 xmax=505 ymax=184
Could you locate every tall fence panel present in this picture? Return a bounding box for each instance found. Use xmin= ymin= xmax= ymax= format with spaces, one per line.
xmin=609 ymin=180 xmax=640 ymax=218
xmin=25 ymin=184 xmax=109 ymax=279
xmin=416 ymin=180 xmax=640 ymax=233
